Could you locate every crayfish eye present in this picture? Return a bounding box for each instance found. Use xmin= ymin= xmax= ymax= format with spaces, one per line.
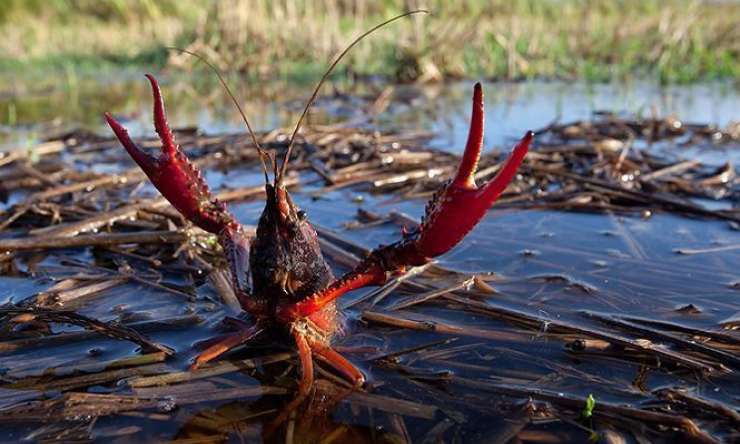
xmin=297 ymin=210 xmax=308 ymax=221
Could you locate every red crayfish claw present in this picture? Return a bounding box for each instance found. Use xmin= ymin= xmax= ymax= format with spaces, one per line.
xmin=413 ymin=82 xmax=533 ymax=259
xmin=105 ymin=74 xmax=236 ymax=235
xmin=106 ymin=74 xmax=254 ymax=315
xmin=278 ymin=83 xmax=533 ymax=323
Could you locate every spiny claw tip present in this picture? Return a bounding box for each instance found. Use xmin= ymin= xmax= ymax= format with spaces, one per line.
xmin=143 ymin=73 xmax=177 ymax=157
xmin=510 ymin=130 xmax=533 ymax=160
xmin=473 ymin=82 xmax=483 ymax=100
xmin=517 ymin=131 xmax=534 ymax=151
xmin=453 ymin=82 xmax=486 ymax=189
xmin=145 ymin=74 xmax=162 ymax=101
xmin=104 ymin=111 xmax=125 ymax=134
xmin=145 ymin=74 xmax=160 ymax=94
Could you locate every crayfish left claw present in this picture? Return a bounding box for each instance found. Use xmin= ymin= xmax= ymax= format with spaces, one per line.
xmin=414 ymin=83 xmax=532 ymax=258
xmin=277 ymin=83 xmax=532 ymax=323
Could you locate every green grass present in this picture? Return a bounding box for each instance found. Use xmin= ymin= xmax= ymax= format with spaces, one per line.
xmin=1 ymin=0 xmax=738 ymax=84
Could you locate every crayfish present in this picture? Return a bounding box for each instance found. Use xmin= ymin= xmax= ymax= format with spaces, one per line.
xmin=104 ymin=12 xmax=533 ymax=418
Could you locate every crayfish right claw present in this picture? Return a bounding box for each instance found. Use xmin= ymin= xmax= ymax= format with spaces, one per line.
xmin=105 ymin=74 xmax=236 ymax=235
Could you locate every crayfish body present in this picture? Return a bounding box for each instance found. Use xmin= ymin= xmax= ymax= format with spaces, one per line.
xmin=105 ymin=74 xmax=532 ymax=414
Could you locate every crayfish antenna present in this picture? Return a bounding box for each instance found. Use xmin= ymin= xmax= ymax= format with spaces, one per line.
xmin=276 ymin=9 xmax=428 ymax=189
xmin=167 ymin=48 xmax=271 ymax=185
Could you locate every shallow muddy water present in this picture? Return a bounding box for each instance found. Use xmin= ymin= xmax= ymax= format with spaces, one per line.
xmin=0 ymin=75 xmax=739 ymax=443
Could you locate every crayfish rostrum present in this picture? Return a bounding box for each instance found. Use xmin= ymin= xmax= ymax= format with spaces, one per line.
xmin=104 ymin=15 xmax=533 ymax=417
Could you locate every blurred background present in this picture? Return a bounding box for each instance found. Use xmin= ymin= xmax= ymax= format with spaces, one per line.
xmin=0 ymin=0 xmax=739 ymax=154
xmin=2 ymin=0 xmax=739 ymax=82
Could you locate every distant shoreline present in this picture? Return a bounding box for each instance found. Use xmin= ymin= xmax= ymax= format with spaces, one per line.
xmin=1 ymin=0 xmax=738 ymax=84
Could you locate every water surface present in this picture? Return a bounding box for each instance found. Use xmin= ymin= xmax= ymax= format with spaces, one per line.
xmin=0 ymin=75 xmax=739 ymax=443
xmin=2 ymin=74 xmax=738 ymax=159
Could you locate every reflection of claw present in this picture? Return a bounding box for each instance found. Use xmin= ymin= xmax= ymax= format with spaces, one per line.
xmin=105 ymin=74 xmax=236 ymax=235
xmin=278 ymin=83 xmax=532 ymax=323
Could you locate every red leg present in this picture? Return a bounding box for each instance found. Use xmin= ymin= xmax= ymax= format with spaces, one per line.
xmin=189 ymin=324 xmax=263 ymax=370
xmin=300 ymin=338 xmax=365 ymax=423
xmin=307 ymin=337 xmax=365 ymax=388
xmin=278 ymin=83 xmax=533 ymax=323
xmin=272 ymin=330 xmax=314 ymax=426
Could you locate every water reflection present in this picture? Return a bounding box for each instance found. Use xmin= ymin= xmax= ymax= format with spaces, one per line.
xmin=2 ymin=72 xmax=739 ymax=158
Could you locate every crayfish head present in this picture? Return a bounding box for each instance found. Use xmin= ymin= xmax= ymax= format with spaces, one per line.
xmin=250 ymin=184 xmax=334 ymax=306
